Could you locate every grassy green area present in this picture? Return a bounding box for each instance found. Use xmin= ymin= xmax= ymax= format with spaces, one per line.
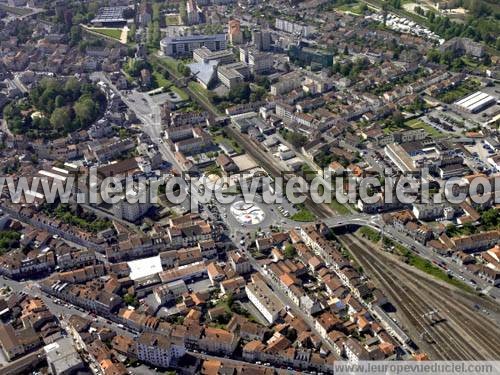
xmin=213 ymin=132 xmax=243 ymax=154
xmin=291 ymin=209 xmax=316 ymax=222
xmin=170 ymin=85 xmax=189 ymax=101
xmin=437 ymin=78 xmax=481 ymax=104
xmin=188 ymin=81 xmax=222 ymax=116
xmin=152 ymin=71 xmax=171 ymax=88
xmin=329 ymin=198 xmax=353 ymax=215
xmin=159 ymin=56 xmax=183 ymax=77
xmin=150 ymin=59 xmax=189 ymax=101
xmin=386 ymin=239 xmax=473 ymax=293
xmin=90 ymin=28 xmax=123 ymax=41
xmin=0 ymin=231 xmax=21 ymax=255
xmin=358 ymin=226 xmax=382 ymax=243
xmin=47 ymin=204 xmax=111 ymax=233
xmin=336 ymin=2 xmax=364 ymax=14
xmin=0 ymin=3 xmax=32 ymax=15
xmin=406 ymin=119 xmax=444 ymax=138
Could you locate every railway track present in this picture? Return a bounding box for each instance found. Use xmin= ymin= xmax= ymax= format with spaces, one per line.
xmin=225 ymin=126 xmax=336 ymax=219
xmin=338 ymin=233 xmax=500 ymax=360
xmin=152 ymin=55 xmax=343 ymax=220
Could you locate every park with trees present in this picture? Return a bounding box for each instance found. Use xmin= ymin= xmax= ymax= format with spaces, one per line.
xmin=3 ymin=77 xmax=106 ymax=139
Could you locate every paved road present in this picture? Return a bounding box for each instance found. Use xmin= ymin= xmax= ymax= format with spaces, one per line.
xmin=91 ymin=72 xmax=184 ymax=174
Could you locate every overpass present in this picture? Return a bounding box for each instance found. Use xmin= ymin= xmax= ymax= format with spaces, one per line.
xmin=320 ymin=214 xmax=384 ymax=232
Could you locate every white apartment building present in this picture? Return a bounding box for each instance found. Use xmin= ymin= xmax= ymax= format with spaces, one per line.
xmin=270 ymin=73 xmax=302 ymax=96
xmin=217 ymin=62 xmax=250 ymax=89
xmin=245 ymin=280 xmax=284 ymax=324
xmin=136 ymin=332 xmax=185 ymax=368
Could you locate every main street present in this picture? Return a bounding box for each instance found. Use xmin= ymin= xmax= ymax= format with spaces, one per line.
xmin=91 ymin=72 xmax=184 ymax=174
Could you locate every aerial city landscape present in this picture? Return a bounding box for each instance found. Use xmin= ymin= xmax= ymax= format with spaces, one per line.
xmin=0 ymin=0 xmax=499 ymax=374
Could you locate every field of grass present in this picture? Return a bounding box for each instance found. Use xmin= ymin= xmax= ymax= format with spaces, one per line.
xmin=406 ymin=118 xmax=444 ymax=138
xmin=152 ymin=71 xmax=171 ymax=88
xmin=389 ymin=240 xmax=473 ymax=293
xmin=336 ymin=2 xmax=364 ymax=15
xmin=170 ymin=86 xmax=189 ymax=101
xmin=90 ymin=28 xmax=123 ymax=40
xmin=188 ymin=81 xmax=222 ymax=116
xmin=159 ymin=56 xmax=183 ymax=77
xmin=330 ymin=199 xmax=352 ymax=215
xmin=291 ymin=209 xmax=316 ymax=222
xmin=357 ymin=226 xmax=381 ymax=243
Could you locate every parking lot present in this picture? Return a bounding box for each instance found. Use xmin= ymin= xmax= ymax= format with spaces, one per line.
xmin=464 ymin=140 xmax=497 ymax=174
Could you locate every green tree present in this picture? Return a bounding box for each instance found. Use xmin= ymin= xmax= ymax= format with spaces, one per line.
xmin=123 ymin=294 xmax=139 ymax=307
xmin=55 ymin=95 xmax=65 ymax=108
xmin=50 ymin=107 xmax=72 ymax=130
xmin=392 ymin=111 xmax=404 ymax=128
xmin=283 ymin=130 xmax=308 ymax=149
xmin=69 ymin=25 xmax=81 ymax=45
xmin=481 ymin=208 xmax=498 ymax=229
xmin=228 ymin=83 xmax=251 ymax=103
xmin=284 ymin=244 xmax=296 ymax=259
xmin=64 ymin=77 xmax=81 ymax=100
xmin=74 ymin=96 xmax=97 ymax=126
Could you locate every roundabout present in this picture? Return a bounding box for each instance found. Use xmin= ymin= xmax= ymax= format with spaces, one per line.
xmin=230 ymin=201 xmax=266 ymax=226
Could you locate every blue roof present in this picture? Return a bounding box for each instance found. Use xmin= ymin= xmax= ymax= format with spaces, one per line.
xmin=187 ymin=61 xmax=218 ymax=87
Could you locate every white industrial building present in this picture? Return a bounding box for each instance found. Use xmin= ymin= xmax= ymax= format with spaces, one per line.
xmin=455 ymin=91 xmax=497 ymax=113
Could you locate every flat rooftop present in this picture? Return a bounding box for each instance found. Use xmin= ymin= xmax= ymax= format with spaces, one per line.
xmin=161 ymin=34 xmax=226 ymax=44
xmin=91 ymin=7 xmax=127 ymax=24
xmin=128 ymin=255 xmax=163 ymax=281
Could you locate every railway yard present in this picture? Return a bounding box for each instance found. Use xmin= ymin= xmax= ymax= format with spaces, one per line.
xmin=337 ymin=232 xmax=500 ymax=360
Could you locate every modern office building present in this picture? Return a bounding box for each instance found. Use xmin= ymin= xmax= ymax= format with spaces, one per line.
xmin=160 ymin=34 xmax=227 ymax=57
xmin=217 ymin=62 xmax=250 ymax=89
xmin=91 ymin=7 xmax=128 ymax=27
xmin=248 ymin=50 xmax=273 ymax=74
xmin=287 ymin=45 xmax=333 ymax=69
xmin=275 ymin=18 xmax=316 ymax=37
xmin=186 ymin=0 xmax=200 ymax=25
xmin=193 ymin=46 xmax=235 ymax=65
